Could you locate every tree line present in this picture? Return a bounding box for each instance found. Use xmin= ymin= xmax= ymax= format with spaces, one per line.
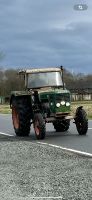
xmin=0 ymin=68 xmax=92 ymax=96
xmin=0 ymin=68 xmax=24 ymax=96
xmin=64 ymin=69 xmax=92 ymax=92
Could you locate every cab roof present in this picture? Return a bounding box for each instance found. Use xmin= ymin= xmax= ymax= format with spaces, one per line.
xmin=19 ymin=67 xmax=63 ymax=74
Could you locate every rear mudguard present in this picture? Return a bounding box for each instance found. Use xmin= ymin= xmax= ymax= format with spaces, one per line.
xmin=10 ymin=91 xmax=31 ymax=108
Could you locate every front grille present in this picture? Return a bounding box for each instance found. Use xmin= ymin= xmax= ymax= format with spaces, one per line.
xmin=56 ymin=94 xmax=70 ymax=104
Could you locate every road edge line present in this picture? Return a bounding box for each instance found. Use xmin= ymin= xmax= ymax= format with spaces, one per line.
xmin=37 ymin=141 xmax=92 ymax=158
xmin=0 ymin=131 xmax=92 ymax=158
xmin=0 ymin=132 xmax=13 ymax=137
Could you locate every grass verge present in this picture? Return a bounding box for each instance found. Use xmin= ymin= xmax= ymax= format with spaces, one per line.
xmin=71 ymin=101 xmax=92 ymax=119
xmin=0 ymin=104 xmax=11 ymax=114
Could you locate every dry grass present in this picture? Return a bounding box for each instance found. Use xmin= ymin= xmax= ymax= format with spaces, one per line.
xmin=0 ymin=104 xmax=11 ymax=114
xmin=71 ymin=101 xmax=92 ymax=118
xmin=0 ymin=101 xmax=92 ymax=118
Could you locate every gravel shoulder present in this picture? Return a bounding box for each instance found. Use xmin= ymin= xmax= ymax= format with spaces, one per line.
xmin=0 ymin=138 xmax=92 ymax=200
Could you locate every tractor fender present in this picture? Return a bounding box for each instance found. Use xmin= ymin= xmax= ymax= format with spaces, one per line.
xmin=75 ymin=106 xmax=83 ymax=115
xmin=10 ymin=91 xmax=31 ymax=108
xmin=74 ymin=106 xmax=84 ymax=121
xmin=74 ymin=106 xmax=84 ymax=124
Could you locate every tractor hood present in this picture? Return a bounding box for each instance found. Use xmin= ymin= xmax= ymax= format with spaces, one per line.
xmin=39 ymin=88 xmax=71 ymax=114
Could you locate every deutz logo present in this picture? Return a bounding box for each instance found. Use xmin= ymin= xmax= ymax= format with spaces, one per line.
xmin=74 ymin=4 xmax=88 ymax=11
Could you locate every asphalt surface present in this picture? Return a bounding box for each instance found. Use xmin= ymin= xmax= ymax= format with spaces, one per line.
xmin=0 ymin=114 xmax=92 ymax=200
xmin=0 ymin=114 xmax=92 ymax=154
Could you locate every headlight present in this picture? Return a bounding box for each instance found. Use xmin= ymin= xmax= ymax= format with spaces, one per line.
xmin=61 ymin=101 xmax=65 ymax=105
xmin=56 ymin=103 xmax=60 ymax=107
xmin=66 ymin=102 xmax=70 ymax=106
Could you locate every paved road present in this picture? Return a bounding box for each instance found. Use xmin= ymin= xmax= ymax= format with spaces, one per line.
xmin=0 ymin=114 xmax=92 ymax=200
xmin=0 ymin=114 xmax=92 ymax=154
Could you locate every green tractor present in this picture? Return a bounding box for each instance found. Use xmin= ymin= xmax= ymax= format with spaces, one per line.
xmin=10 ymin=66 xmax=88 ymax=139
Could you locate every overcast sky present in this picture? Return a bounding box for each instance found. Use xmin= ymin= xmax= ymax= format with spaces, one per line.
xmin=0 ymin=0 xmax=92 ymax=74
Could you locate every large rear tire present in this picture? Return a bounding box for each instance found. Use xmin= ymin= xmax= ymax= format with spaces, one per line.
xmin=11 ymin=96 xmax=32 ymax=136
xmin=75 ymin=107 xmax=88 ymax=135
xmin=34 ymin=113 xmax=46 ymax=140
xmin=53 ymin=120 xmax=70 ymax=132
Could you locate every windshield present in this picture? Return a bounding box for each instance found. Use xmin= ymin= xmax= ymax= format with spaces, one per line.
xmin=27 ymin=72 xmax=63 ymax=88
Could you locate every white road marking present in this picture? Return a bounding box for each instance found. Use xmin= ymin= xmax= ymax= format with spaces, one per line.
xmin=28 ymin=197 xmax=62 ymax=199
xmin=88 ymin=128 xmax=92 ymax=129
xmin=37 ymin=142 xmax=92 ymax=158
xmin=0 ymin=130 xmax=92 ymax=158
xmin=0 ymin=132 xmax=13 ymax=137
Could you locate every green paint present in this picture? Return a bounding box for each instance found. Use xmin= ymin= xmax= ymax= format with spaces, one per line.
xmin=39 ymin=88 xmax=71 ymax=114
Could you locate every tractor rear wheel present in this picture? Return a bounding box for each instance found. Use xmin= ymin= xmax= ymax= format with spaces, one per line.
xmin=11 ymin=96 xmax=32 ymax=136
xmin=34 ymin=113 xmax=46 ymax=139
xmin=75 ymin=107 xmax=88 ymax=135
xmin=53 ymin=120 xmax=70 ymax=132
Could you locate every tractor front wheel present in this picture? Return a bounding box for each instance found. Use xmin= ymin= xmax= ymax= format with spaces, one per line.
xmin=34 ymin=113 xmax=46 ymax=140
xmin=75 ymin=107 xmax=88 ymax=135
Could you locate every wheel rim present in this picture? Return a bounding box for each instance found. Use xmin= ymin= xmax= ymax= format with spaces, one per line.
xmin=34 ymin=120 xmax=40 ymax=136
xmin=12 ymin=107 xmax=19 ymax=129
